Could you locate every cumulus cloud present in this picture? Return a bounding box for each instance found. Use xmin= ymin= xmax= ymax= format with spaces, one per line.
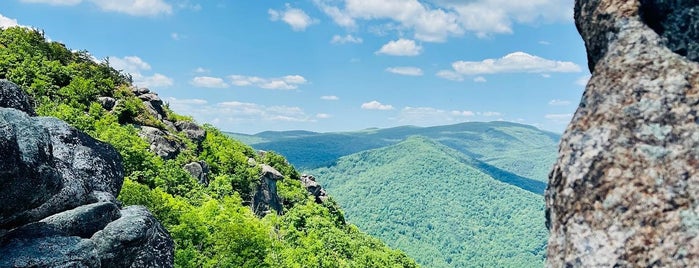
xmin=436 ymin=70 xmax=464 ymax=81
xmin=194 ymin=67 xmax=209 ymax=73
xmin=437 ymin=52 xmax=581 ymax=81
xmin=24 ymin=0 xmax=173 ymax=16
xmin=316 ymin=113 xmax=332 ymax=119
xmin=548 ymin=99 xmax=572 ymax=106
xmin=109 ymin=56 xmax=173 ymax=88
xmin=0 ymin=14 xmax=22 ymax=28
xmin=321 ymin=95 xmax=340 ymax=100
xmin=218 ymin=101 xmax=315 ymax=122
xmin=331 ymin=34 xmax=363 ymax=44
xmin=313 ymin=0 xmax=571 ymax=42
xmin=229 ymin=75 xmax=308 ymax=90
xmin=398 ymin=106 xmax=474 ymax=126
xmin=376 ymin=39 xmax=422 ymax=56
xmin=191 ymin=76 xmax=229 ymax=88
xmin=473 ymin=76 xmax=487 ymax=83
xmin=361 ymin=100 xmax=394 ymax=110
xmin=480 ymin=111 xmax=502 ymax=117
xmin=269 ymin=4 xmax=318 ymax=31
xmin=386 ymin=66 xmax=423 ymax=76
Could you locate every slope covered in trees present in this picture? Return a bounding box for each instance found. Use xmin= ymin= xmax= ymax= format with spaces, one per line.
xmin=0 ymin=26 xmax=417 ymax=267
xmin=229 ymin=121 xmax=560 ymax=183
xmin=310 ymin=136 xmax=548 ymax=267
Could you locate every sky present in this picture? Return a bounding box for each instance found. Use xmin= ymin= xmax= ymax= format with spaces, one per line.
xmin=1 ymin=0 xmax=590 ymax=134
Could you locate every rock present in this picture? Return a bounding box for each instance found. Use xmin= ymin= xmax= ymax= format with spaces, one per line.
xmin=252 ymin=164 xmax=284 ymax=216
xmin=0 ymin=108 xmax=62 ymax=228
xmin=247 ymin=157 xmax=257 ymax=167
xmin=131 ymin=87 xmax=150 ymax=96
xmin=546 ymin=1 xmax=699 ymax=267
xmin=138 ymin=126 xmax=183 ymax=160
xmin=183 ymin=161 xmax=210 ymax=186
xmin=0 ymin=81 xmax=174 ymax=267
xmin=139 ymin=93 xmax=166 ymax=120
xmin=175 ymin=120 xmax=206 ymax=145
xmin=301 ymin=174 xmax=328 ymax=204
xmin=639 ymin=0 xmax=699 ymax=62
xmin=91 ymin=206 xmax=174 ymax=268
xmin=98 ymin=96 xmax=116 ymax=111
xmin=0 ymin=79 xmax=35 ymax=115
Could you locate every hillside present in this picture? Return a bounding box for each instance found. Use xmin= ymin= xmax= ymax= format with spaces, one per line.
xmin=230 ymin=121 xmax=560 ymax=183
xmin=311 ymin=136 xmax=548 ymax=267
xmin=0 ymin=27 xmax=417 ymax=267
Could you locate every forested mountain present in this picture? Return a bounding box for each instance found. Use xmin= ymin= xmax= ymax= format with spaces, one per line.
xmin=0 ymin=27 xmax=417 ymax=267
xmin=229 ymin=121 xmax=560 ymax=183
xmin=310 ymin=136 xmax=548 ymax=267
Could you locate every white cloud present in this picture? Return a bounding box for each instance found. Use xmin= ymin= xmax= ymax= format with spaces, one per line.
xmin=480 ymin=111 xmax=502 ymax=117
xmin=473 ymin=76 xmax=487 ymax=83
xmin=576 ymin=74 xmax=591 ymax=86
xmin=539 ymin=40 xmax=551 ymax=45
xmin=398 ymin=106 xmax=474 ymax=126
xmin=321 ymin=95 xmax=339 ymax=100
xmin=194 ymin=67 xmax=209 ymax=73
xmin=448 ymin=52 xmax=581 ymax=75
xmin=191 ymin=76 xmax=229 ymax=88
xmin=545 ymin=113 xmax=573 ymax=124
xmin=548 ymin=99 xmax=572 ymax=106
xmin=166 ymin=97 xmax=208 ymax=105
xmin=436 ymin=70 xmax=464 ymax=81
xmin=386 ymin=66 xmax=423 ymax=76
xmin=218 ymin=101 xmax=314 ymax=122
xmin=20 ymin=0 xmax=81 ymax=5
xmin=313 ymin=0 xmax=571 ymax=41
xmin=229 ymin=75 xmax=307 ymax=90
xmin=269 ymin=4 xmax=317 ymax=31
xmin=109 ymin=56 xmax=173 ymax=88
xmin=331 ymin=34 xmax=363 ymax=44
xmin=361 ymin=100 xmax=394 ymax=110
xmin=316 ymin=113 xmax=332 ymax=119
xmin=376 ymin=39 xmax=422 ymax=56
xmin=0 ymin=14 xmax=22 ymax=28
xmin=171 ymin=32 xmax=187 ymax=40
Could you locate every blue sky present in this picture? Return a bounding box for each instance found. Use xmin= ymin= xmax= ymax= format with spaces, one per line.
xmin=1 ymin=0 xmax=589 ymax=134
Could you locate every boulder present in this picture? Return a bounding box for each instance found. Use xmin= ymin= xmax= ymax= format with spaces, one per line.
xmin=175 ymin=120 xmax=206 ymax=145
xmin=139 ymin=93 xmax=166 ymax=120
xmin=301 ymin=174 xmax=328 ymax=204
xmin=0 ymin=79 xmax=35 ymax=115
xmin=137 ymin=126 xmax=183 ymax=160
xmin=98 ymin=96 xmax=116 ymax=111
xmin=546 ymin=1 xmax=699 ymax=267
xmin=0 ymin=80 xmax=174 ymax=267
xmin=252 ymin=164 xmax=284 ymax=216
xmin=183 ymin=161 xmax=210 ymax=186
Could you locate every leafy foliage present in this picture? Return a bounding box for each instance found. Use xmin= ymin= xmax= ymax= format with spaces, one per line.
xmin=0 ymin=26 xmax=417 ymax=267
xmin=311 ymin=136 xmax=548 ymax=267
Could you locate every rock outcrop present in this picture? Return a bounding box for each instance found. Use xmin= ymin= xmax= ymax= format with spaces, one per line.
xmin=301 ymin=174 xmax=328 ymax=204
xmin=137 ymin=125 xmax=184 ymax=160
xmin=184 ymin=161 xmax=210 ymax=186
xmin=252 ymin=164 xmax=284 ymax=216
xmin=0 ymin=81 xmax=174 ymax=267
xmin=546 ymin=1 xmax=699 ymax=267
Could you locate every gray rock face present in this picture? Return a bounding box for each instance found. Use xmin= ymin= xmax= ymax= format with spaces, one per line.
xmin=639 ymin=0 xmax=699 ymax=62
xmin=138 ymin=126 xmax=183 ymax=160
xmin=175 ymin=120 xmax=206 ymax=145
xmin=183 ymin=161 xmax=210 ymax=185
xmin=97 ymin=96 xmax=116 ymax=111
xmin=252 ymin=164 xmax=284 ymax=216
xmin=0 ymin=80 xmax=173 ymax=267
xmin=0 ymin=79 xmax=35 ymax=115
xmin=139 ymin=93 xmax=166 ymax=120
xmin=547 ymin=1 xmax=699 ymax=267
xmin=301 ymin=174 xmax=328 ymax=204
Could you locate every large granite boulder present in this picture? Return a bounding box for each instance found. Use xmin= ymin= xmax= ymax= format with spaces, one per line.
xmin=546 ymin=1 xmax=699 ymax=267
xmin=137 ymin=126 xmax=184 ymax=160
xmin=183 ymin=161 xmax=210 ymax=186
xmin=0 ymin=79 xmax=35 ymax=115
xmin=300 ymin=174 xmax=328 ymax=204
xmin=0 ymin=80 xmax=174 ymax=267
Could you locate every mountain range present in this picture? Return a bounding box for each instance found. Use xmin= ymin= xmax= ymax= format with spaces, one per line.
xmin=228 ymin=121 xmax=561 ymax=267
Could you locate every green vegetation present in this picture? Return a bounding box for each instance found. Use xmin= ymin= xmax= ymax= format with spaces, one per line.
xmin=0 ymin=26 xmax=417 ymax=267
xmin=230 ymin=121 xmax=560 ymax=183
xmin=311 ymin=136 xmax=548 ymax=267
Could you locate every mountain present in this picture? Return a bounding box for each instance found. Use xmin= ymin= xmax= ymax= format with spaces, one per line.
xmin=229 ymin=121 xmax=560 ymax=184
xmin=310 ymin=136 xmax=548 ymax=267
xmin=0 ymin=27 xmax=417 ymax=267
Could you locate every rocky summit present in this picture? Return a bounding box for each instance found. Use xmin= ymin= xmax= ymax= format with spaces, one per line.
xmin=0 ymin=80 xmax=173 ymax=267
xmin=546 ymin=0 xmax=699 ymax=267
